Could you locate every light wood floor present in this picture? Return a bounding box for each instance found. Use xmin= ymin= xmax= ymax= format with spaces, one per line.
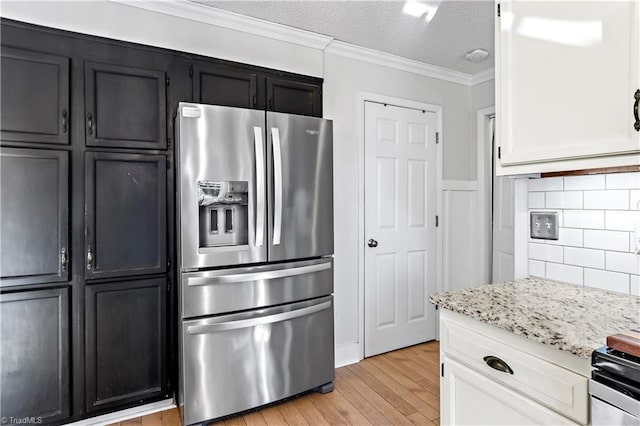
xmin=111 ymin=341 xmax=440 ymax=426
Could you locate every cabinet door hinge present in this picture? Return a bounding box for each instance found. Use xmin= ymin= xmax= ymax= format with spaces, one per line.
xmin=498 ymin=146 xmax=502 ymax=159
xmin=167 ymin=279 xmax=171 ymax=292
xmin=189 ymin=65 xmax=194 ymax=78
xmin=441 ymin=363 xmax=444 ymax=377
xmin=497 ymin=3 xmax=501 ymax=17
xmin=167 ymin=136 xmax=171 ymax=150
xmin=436 ymin=216 xmax=439 ymax=227
xmin=435 ymin=132 xmax=439 ymax=144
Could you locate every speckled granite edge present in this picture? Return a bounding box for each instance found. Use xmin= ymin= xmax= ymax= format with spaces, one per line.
xmin=430 ymin=278 xmax=640 ymax=358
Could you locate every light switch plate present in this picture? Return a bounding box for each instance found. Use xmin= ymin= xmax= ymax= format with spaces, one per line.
xmin=530 ymin=211 xmax=559 ymax=240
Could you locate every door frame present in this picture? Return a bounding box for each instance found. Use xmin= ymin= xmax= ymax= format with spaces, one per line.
xmin=477 ymin=106 xmax=496 ymax=285
xmin=356 ymin=92 xmax=443 ymax=360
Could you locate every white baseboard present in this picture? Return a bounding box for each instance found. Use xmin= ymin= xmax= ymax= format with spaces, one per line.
xmin=67 ymin=399 xmax=175 ymax=426
xmin=335 ymin=342 xmax=361 ymax=368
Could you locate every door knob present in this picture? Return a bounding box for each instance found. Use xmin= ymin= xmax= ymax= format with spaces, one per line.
xmin=367 ymin=239 xmax=378 ymax=248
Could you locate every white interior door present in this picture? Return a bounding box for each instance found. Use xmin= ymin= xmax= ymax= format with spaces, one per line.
xmin=364 ymin=101 xmax=437 ymax=357
xmin=492 ymin=117 xmax=515 ymax=283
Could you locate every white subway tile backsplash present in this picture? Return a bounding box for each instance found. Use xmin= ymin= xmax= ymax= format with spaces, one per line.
xmin=584 ymin=269 xmax=630 ymax=294
xmin=564 ymin=247 xmax=604 ymax=269
xmin=529 ymin=260 xmax=545 ymax=278
xmin=631 ymin=190 xmax=640 ymax=211
xmin=606 ymin=251 xmax=640 ymax=275
xmin=546 ymin=263 xmax=583 ymax=285
xmin=527 ymin=173 xmax=640 ymax=295
xmin=546 ymin=191 xmax=582 ymax=209
xmin=564 ymin=175 xmax=605 ymax=191
xmin=584 ymin=230 xmax=630 ymax=252
xmin=584 ymin=190 xmax=629 ymax=210
xmin=605 ymin=172 xmax=640 ymax=189
xmin=529 ymin=177 xmax=563 ymax=192
xmin=529 ymin=243 xmax=563 ymax=263
xmin=605 ymin=211 xmax=638 ymax=232
xmin=564 ymin=210 xmax=605 ymax=229
xmin=546 ymin=228 xmax=583 ymax=247
xmin=528 ymin=192 xmax=545 ymax=209
xmin=631 ymin=275 xmax=639 ymax=296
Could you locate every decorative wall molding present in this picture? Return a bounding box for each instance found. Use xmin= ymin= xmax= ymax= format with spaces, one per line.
xmin=110 ymin=0 xmax=495 ymax=87
xmin=109 ymin=0 xmax=333 ymax=50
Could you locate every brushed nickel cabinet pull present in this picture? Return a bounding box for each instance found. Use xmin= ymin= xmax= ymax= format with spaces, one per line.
xmin=87 ymin=246 xmax=94 ymax=271
xmin=60 ymin=247 xmax=68 ymax=271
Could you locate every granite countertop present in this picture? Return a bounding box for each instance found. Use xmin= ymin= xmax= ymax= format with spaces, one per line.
xmin=429 ymin=278 xmax=640 ymax=358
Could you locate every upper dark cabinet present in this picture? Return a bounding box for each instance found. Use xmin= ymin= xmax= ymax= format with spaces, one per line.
xmin=192 ymin=62 xmax=258 ymax=109
xmin=1 ymin=287 xmax=70 ymax=423
xmin=0 ymin=47 xmax=70 ymax=145
xmin=267 ymin=77 xmax=322 ymax=117
xmin=85 ymin=152 xmax=167 ymax=280
xmin=0 ymin=147 xmax=69 ymax=288
xmin=85 ymin=278 xmax=165 ymax=412
xmin=84 ymin=61 xmax=166 ymax=149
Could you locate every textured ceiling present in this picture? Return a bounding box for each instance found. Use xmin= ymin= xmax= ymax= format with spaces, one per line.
xmin=193 ymin=0 xmax=495 ymax=75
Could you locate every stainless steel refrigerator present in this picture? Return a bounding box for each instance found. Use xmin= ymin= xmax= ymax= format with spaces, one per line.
xmin=175 ymin=103 xmax=334 ymax=425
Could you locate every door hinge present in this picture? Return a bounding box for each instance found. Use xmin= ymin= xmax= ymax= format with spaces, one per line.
xmin=436 ymin=216 xmax=439 ymax=227
xmin=441 ymin=363 xmax=444 ymax=377
xmin=497 ymin=3 xmax=501 ymax=17
xmin=498 ymin=146 xmax=502 ymax=159
xmin=435 ymin=132 xmax=439 ymax=144
xmin=189 ymin=65 xmax=193 ymax=78
xmin=166 ymin=76 xmax=170 ymax=86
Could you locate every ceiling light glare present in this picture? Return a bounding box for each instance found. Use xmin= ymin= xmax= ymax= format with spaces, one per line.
xmin=403 ymin=1 xmax=440 ymax=22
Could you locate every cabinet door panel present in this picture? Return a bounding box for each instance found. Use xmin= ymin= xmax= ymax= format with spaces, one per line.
xmin=498 ymin=1 xmax=640 ymax=166
xmin=267 ymin=77 xmax=322 ymax=117
xmin=193 ymin=63 xmax=258 ymax=108
xmin=1 ymin=47 xmax=70 ymax=145
xmin=0 ymin=288 xmax=70 ymax=423
xmin=0 ymin=147 xmax=69 ymax=287
xmin=85 ymin=152 xmax=166 ymax=279
xmin=442 ymin=356 xmax=574 ymax=425
xmin=85 ymin=61 xmax=166 ymax=149
xmin=85 ymin=278 xmax=166 ymax=412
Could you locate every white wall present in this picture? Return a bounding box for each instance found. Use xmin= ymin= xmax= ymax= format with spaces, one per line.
xmin=0 ymin=1 xmax=324 ymax=77
xmin=525 ymin=173 xmax=640 ymax=295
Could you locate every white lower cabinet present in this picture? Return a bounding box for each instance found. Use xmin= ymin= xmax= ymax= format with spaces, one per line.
xmin=439 ymin=310 xmax=591 ymax=425
xmin=442 ymin=356 xmax=576 ymax=425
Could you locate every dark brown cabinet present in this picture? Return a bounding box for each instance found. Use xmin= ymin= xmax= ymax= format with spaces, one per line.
xmin=84 ymin=61 xmax=167 ymax=150
xmin=192 ymin=62 xmax=258 ymax=109
xmin=85 ymin=152 xmax=167 ymax=280
xmin=0 ymin=47 xmax=70 ymax=145
xmin=0 ymin=147 xmax=69 ymax=287
xmin=267 ymin=76 xmax=322 ymax=117
xmin=85 ymin=278 xmax=166 ymax=412
xmin=0 ymin=288 xmax=70 ymax=423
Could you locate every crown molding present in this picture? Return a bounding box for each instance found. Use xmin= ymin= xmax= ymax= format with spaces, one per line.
xmin=325 ymin=40 xmax=488 ymax=86
xmin=108 ymin=0 xmax=494 ymax=87
xmin=108 ymin=0 xmax=333 ymax=50
xmin=470 ymin=67 xmax=496 ymax=86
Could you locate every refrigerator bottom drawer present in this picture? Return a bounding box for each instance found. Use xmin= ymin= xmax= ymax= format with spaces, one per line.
xmin=181 ymin=295 xmax=335 ymax=425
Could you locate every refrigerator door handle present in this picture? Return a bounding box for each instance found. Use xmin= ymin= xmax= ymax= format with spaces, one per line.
xmin=271 ymin=127 xmax=283 ymax=245
xmin=253 ymin=126 xmax=265 ymax=247
xmin=186 ymin=260 xmax=331 ymax=286
xmin=186 ymin=300 xmax=332 ymax=334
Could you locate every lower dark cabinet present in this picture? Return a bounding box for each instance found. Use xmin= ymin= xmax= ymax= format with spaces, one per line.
xmin=0 ymin=287 xmax=70 ymax=423
xmin=85 ymin=278 xmax=166 ymax=412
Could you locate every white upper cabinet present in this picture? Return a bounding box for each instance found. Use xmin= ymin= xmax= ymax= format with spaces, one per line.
xmin=496 ymin=0 xmax=640 ymax=175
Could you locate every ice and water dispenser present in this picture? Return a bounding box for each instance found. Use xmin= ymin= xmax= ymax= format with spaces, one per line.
xmin=198 ymin=180 xmax=248 ymax=247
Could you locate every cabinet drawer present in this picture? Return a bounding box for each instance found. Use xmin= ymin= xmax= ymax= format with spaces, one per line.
xmin=441 ymin=316 xmax=588 ymax=424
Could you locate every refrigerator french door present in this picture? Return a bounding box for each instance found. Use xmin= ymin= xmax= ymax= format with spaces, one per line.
xmin=176 ymin=104 xmax=333 ymax=269
xmin=175 ymin=103 xmax=335 ymax=425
